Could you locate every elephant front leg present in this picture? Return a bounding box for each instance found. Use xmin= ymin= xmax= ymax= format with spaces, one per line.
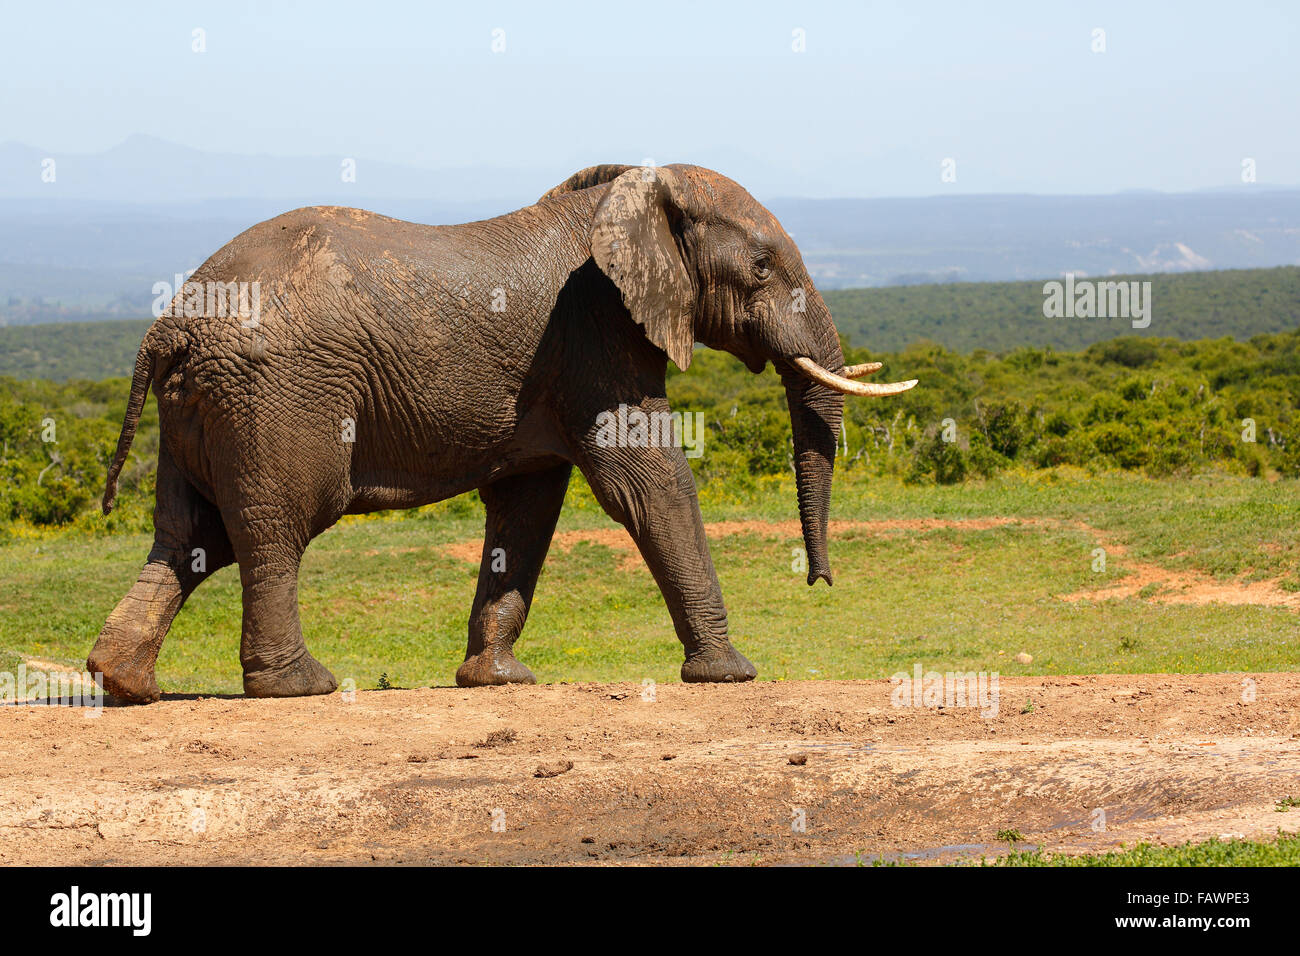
xmin=456 ymin=463 xmax=572 ymax=687
xmin=579 ymin=435 xmax=756 ymax=683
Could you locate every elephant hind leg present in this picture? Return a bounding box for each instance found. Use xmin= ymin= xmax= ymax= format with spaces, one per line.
xmin=88 ymin=448 xmax=234 ymax=703
xmin=225 ymin=508 xmax=337 ymax=699
xmin=456 ymin=463 xmax=571 ymax=687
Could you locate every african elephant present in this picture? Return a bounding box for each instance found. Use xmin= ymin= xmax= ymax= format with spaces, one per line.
xmin=88 ymin=163 xmax=916 ymax=703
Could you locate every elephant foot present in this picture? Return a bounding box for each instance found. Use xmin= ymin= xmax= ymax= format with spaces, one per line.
xmin=86 ymin=641 xmax=161 ymax=705
xmin=456 ymin=647 xmax=536 ymax=687
xmin=243 ymin=652 xmax=338 ymax=699
xmin=681 ymin=644 xmax=757 ymax=683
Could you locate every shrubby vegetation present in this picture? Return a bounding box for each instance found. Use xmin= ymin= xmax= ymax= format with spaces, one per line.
xmin=674 ymin=328 xmax=1300 ymax=491
xmin=0 ymin=376 xmax=159 ymax=533
xmin=0 ymin=319 xmax=152 ymax=381
xmin=1 ymin=298 xmax=1297 ymax=537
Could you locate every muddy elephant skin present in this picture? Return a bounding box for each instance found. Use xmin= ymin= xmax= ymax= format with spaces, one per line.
xmin=88 ymin=164 xmax=916 ymax=703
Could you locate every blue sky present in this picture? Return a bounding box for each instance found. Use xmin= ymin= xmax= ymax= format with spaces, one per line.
xmin=3 ymin=0 xmax=1297 ymax=197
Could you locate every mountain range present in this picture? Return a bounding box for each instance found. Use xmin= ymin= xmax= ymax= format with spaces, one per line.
xmin=2 ymin=136 xmax=1298 ymax=322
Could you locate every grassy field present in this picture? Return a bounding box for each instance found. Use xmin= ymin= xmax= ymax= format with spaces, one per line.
xmin=989 ymin=831 xmax=1300 ymax=866
xmin=859 ymin=831 xmax=1300 ymax=866
xmin=2 ymin=470 xmax=1296 ymax=696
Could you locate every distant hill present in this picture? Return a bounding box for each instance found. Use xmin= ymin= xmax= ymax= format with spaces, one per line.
xmin=777 ymin=191 xmax=1300 ymax=288
xmin=824 ymin=265 xmax=1300 ymax=353
xmin=0 ymin=134 xmax=540 ymax=205
xmin=0 ymin=319 xmax=151 ymax=380
xmin=0 ymin=139 xmax=1297 ymax=319
xmin=3 ymin=267 xmax=1297 ymax=382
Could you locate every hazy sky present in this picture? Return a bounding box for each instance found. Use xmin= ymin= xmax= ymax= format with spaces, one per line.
xmin=3 ymin=0 xmax=1297 ymax=197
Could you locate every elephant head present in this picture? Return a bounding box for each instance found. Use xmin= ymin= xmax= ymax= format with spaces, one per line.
xmin=546 ymin=164 xmax=917 ymax=587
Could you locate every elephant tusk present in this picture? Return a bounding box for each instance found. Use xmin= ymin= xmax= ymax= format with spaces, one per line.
xmin=841 ymin=362 xmax=883 ymax=379
xmin=792 ymin=356 xmax=917 ymax=397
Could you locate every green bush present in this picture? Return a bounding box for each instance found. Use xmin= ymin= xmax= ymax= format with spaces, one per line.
xmin=907 ymin=427 xmax=967 ymax=485
xmin=1088 ymin=421 xmax=1148 ymax=469
xmin=2 ymin=318 xmax=1299 ymax=535
xmin=975 ymin=399 xmax=1030 ymax=458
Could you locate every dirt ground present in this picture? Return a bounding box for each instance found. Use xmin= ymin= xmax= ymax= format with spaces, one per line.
xmin=3 ymin=674 xmax=1299 ymax=865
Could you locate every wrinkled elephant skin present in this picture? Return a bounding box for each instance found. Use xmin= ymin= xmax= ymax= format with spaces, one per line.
xmin=88 ymin=165 xmax=916 ymax=702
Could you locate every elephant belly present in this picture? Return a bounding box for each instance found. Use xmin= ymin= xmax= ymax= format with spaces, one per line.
xmin=343 ymin=395 xmax=570 ymax=515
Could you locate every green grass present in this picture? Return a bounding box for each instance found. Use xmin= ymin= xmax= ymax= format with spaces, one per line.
xmin=988 ymin=832 xmax=1300 ymax=866
xmin=1 ymin=471 xmax=1297 ymax=695
xmin=860 ymin=831 xmax=1300 ymax=866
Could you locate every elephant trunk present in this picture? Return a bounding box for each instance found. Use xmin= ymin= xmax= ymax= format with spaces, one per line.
xmin=780 ymin=310 xmax=845 ymax=587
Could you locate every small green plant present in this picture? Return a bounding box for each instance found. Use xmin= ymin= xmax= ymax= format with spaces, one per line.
xmin=990 ymin=831 xmax=1300 ymax=866
xmin=996 ymin=828 xmax=1024 ymax=844
xmin=377 ymin=672 xmax=393 ymax=690
xmin=1020 ymin=698 xmax=1034 ymax=714
xmin=1276 ymin=796 xmax=1299 ymax=812
xmin=1119 ymin=635 xmax=1142 ymax=651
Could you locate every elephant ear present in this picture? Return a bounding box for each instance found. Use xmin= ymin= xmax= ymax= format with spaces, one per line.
xmin=590 ymin=167 xmax=696 ymax=371
xmin=537 ymin=164 xmax=634 ymax=203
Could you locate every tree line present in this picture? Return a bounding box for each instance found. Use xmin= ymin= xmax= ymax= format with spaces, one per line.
xmin=3 ymin=324 xmax=1296 ymax=536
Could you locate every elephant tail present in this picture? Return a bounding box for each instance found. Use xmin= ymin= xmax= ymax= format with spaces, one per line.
xmin=102 ymin=331 xmax=157 ymax=515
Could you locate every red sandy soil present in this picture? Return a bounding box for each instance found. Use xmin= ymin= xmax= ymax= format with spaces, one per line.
xmin=3 ymin=674 xmax=1298 ymax=865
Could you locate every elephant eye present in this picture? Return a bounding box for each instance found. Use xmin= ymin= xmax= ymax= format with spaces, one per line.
xmin=752 ymin=255 xmax=773 ymax=280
